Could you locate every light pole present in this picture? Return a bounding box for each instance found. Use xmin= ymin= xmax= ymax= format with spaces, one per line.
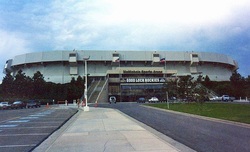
xmin=166 ymin=91 xmax=169 ymax=109
xmin=83 ymin=56 xmax=90 ymax=111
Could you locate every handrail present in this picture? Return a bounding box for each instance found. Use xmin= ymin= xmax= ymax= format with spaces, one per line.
xmin=95 ymin=78 xmax=108 ymax=103
xmin=88 ymin=79 xmax=101 ymax=101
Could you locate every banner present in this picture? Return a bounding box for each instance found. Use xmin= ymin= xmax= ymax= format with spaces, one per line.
xmin=120 ymin=78 xmax=166 ymax=83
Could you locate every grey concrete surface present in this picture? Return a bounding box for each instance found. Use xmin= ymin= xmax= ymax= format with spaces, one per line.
xmin=33 ymin=106 xmax=195 ymax=152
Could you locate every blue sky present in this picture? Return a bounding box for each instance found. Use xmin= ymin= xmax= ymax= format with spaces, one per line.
xmin=0 ymin=0 xmax=249 ymax=81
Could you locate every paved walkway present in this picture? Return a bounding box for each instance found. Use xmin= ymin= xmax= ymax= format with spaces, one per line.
xmin=34 ymin=106 xmax=195 ymax=152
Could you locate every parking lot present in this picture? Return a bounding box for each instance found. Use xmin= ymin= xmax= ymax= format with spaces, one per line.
xmin=0 ymin=105 xmax=77 ymax=152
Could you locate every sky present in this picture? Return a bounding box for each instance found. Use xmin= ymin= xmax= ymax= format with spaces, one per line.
xmin=0 ymin=0 xmax=250 ymax=81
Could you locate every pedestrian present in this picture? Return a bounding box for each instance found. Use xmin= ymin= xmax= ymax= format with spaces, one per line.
xmin=77 ymin=99 xmax=80 ymax=108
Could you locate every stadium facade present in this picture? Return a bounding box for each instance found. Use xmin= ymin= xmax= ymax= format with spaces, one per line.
xmin=3 ymin=50 xmax=238 ymax=102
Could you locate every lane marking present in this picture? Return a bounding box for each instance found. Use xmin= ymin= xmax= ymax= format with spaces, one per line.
xmin=17 ymin=121 xmax=62 ymax=124
xmin=9 ymin=120 xmax=62 ymax=124
xmin=0 ymin=125 xmax=18 ymax=128
xmin=8 ymin=120 xmax=30 ymax=123
xmin=20 ymin=117 xmax=39 ymax=119
xmin=0 ymin=133 xmax=49 ymax=136
xmin=0 ymin=117 xmax=20 ymax=123
xmin=0 ymin=126 xmax=58 ymax=129
xmin=29 ymin=114 xmax=46 ymax=117
xmin=38 ymin=111 xmax=54 ymax=114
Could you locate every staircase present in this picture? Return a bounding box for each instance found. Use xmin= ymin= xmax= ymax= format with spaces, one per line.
xmin=88 ymin=79 xmax=104 ymax=103
xmin=80 ymin=78 xmax=108 ymax=103
xmin=196 ymin=83 xmax=219 ymax=98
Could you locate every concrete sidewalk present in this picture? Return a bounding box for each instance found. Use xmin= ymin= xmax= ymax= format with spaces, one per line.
xmin=34 ymin=107 xmax=195 ymax=152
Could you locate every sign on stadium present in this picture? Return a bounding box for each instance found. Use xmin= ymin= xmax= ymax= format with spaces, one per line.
xmin=120 ymin=78 xmax=166 ymax=83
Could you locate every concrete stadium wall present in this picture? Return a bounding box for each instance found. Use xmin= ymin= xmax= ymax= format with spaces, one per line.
xmin=5 ymin=50 xmax=238 ymax=83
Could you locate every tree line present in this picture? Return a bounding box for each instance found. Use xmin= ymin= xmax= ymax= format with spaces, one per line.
xmin=0 ymin=70 xmax=85 ymax=104
xmin=163 ymin=71 xmax=250 ymax=102
xmin=205 ymin=71 xmax=250 ymax=98
xmin=0 ymin=70 xmax=249 ymax=103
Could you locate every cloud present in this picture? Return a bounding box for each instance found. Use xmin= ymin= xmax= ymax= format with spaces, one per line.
xmin=0 ymin=0 xmax=249 ymax=77
xmin=38 ymin=0 xmax=249 ymax=51
xmin=0 ymin=30 xmax=31 ymax=81
xmin=0 ymin=30 xmax=30 ymax=60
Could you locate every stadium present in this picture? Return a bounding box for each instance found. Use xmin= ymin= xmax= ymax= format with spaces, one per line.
xmin=3 ymin=50 xmax=238 ymax=102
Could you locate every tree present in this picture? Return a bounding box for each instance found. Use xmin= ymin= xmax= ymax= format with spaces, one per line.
xmin=1 ymin=73 xmax=14 ymax=97
xmin=13 ymin=70 xmax=32 ymax=98
xmin=177 ymin=75 xmax=196 ymax=101
xmin=163 ymin=78 xmax=178 ymax=99
xmin=76 ymin=76 xmax=85 ymax=97
xmin=67 ymin=77 xmax=79 ymax=101
xmin=245 ymin=75 xmax=250 ymax=97
xmin=196 ymin=75 xmax=203 ymax=83
xmin=203 ymin=75 xmax=212 ymax=88
xmin=230 ymin=71 xmax=244 ymax=83
xmin=230 ymin=71 xmax=245 ymax=97
xmin=32 ymin=71 xmax=46 ymax=98
xmin=246 ymin=75 xmax=250 ymax=83
xmin=193 ymin=86 xmax=207 ymax=103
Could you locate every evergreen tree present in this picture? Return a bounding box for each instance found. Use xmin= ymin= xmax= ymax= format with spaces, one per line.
xmin=197 ymin=75 xmax=203 ymax=83
xmin=245 ymin=75 xmax=250 ymax=97
xmin=1 ymin=73 xmax=14 ymax=97
xmin=32 ymin=71 xmax=45 ymax=98
xmin=76 ymin=76 xmax=84 ymax=97
xmin=13 ymin=70 xmax=29 ymax=98
xmin=230 ymin=70 xmax=245 ymax=97
xmin=230 ymin=70 xmax=244 ymax=85
xmin=204 ymin=75 xmax=212 ymax=88
xmin=67 ymin=77 xmax=79 ymax=101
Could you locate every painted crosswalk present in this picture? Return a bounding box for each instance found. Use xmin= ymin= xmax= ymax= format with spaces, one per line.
xmin=0 ymin=107 xmax=78 ymax=152
xmin=0 ymin=110 xmax=56 ymax=129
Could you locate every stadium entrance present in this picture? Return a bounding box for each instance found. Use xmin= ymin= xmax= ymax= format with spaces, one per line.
xmin=107 ymin=68 xmax=168 ymax=102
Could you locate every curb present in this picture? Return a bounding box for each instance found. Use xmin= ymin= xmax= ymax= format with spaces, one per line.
xmin=142 ymin=105 xmax=250 ymax=129
xmin=33 ymin=109 xmax=81 ymax=152
xmin=113 ymin=108 xmax=196 ymax=152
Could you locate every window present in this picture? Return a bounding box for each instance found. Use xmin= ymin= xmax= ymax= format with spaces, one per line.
xmin=69 ymin=53 xmax=76 ymax=57
xmin=113 ymin=53 xmax=119 ymax=57
xmin=153 ymin=54 xmax=159 ymax=57
xmin=192 ymin=54 xmax=198 ymax=58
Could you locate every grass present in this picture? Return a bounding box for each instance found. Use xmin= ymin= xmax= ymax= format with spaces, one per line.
xmin=146 ymin=103 xmax=250 ymax=124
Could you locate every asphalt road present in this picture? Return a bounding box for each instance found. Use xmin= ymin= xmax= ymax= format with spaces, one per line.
xmin=97 ymin=102 xmax=250 ymax=152
xmin=0 ymin=105 xmax=78 ymax=152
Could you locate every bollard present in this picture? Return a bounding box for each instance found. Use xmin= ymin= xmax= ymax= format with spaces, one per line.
xmin=82 ymin=99 xmax=86 ymax=107
xmin=46 ymin=103 xmax=49 ymax=108
xmin=94 ymin=102 xmax=98 ymax=107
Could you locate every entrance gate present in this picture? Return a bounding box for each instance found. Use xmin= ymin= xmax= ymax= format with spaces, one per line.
xmin=120 ymin=84 xmax=164 ymax=102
